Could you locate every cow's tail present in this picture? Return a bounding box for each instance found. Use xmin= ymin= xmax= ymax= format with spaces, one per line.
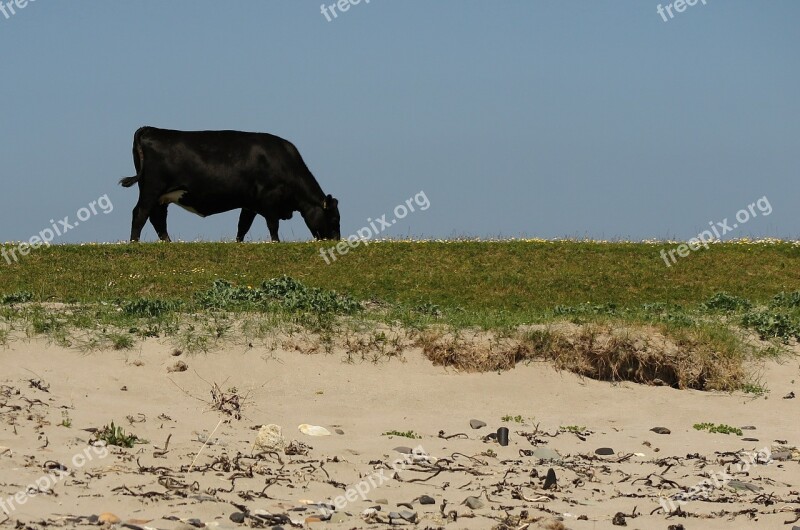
xmin=119 ymin=126 xmax=149 ymax=188
xmin=119 ymin=175 xmax=139 ymax=187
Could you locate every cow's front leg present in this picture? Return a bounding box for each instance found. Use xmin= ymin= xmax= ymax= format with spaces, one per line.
xmin=149 ymin=204 xmax=172 ymax=242
xmin=236 ymin=209 xmax=257 ymax=242
xmin=266 ymin=217 xmax=280 ymax=242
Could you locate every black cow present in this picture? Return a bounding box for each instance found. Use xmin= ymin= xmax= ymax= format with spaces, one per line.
xmin=119 ymin=127 xmax=340 ymax=242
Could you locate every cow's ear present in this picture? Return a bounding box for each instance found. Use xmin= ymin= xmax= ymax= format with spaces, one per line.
xmin=324 ymin=194 xmax=334 ymax=209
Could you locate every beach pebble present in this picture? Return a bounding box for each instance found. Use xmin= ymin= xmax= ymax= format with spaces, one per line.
xmin=229 ymin=512 xmax=246 ymax=524
xmin=543 ymin=467 xmax=557 ymax=490
xmin=98 ymin=513 xmax=121 ymax=524
xmin=650 ymin=427 xmax=670 ymax=434
xmin=612 ymin=512 xmax=627 ymax=526
xmin=374 ymin=498 xmax=388 ymax=505
xmin=329 ymin=512 xmax=348 ymax=523
xmin=595 ymin=447 xmax=615 ymax=456
xmin=393 ymin=446 xmax=413 ymax=454
xmin=772 ymin=450 xmax=792 ymax=461
xmin=463 ymin=496 xmax=484 ymax=509
xmin=469 ymin=419 xmax=487 ymax=429
xmin=186 ymin=519 xmax=205 ymax=528
xmin=742 ymin=437 xmax=759 ymax=442
xmin=727 ymin=480 xmax=763 ymax=492
xmin=419 ymin=495 xmax=435 ymax=505
xmin=335 ymin=428 xmax=345 ymax=435
xmin=399 ymin=510 xmax=418 ymax=522
xmin=783 ymin=391 xmax=795 ymax=399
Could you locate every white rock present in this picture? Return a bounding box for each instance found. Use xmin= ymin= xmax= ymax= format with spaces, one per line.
xmin=253 ymin=424 xmax=286 ymax=452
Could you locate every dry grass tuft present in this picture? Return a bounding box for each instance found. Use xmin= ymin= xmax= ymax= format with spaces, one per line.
xmin=419 ymin=323 xmax=745 ymax=390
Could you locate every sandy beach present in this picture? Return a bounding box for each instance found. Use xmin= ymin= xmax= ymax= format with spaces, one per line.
xmin=1 ymin=338 xmax=798 ymax=529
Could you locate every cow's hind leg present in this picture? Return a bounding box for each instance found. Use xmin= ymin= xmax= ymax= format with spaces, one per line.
xmin=266 ymin=217 xmax=280 ymax=242
xmin=149 ymin=204 xmax=172 ymax=242
xmin=130 ymin=201 xmax=151 ymax=242
xmin=236 ymin=209 xmax=257 ymax=242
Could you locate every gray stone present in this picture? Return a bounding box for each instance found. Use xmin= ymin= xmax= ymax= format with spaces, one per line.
xmin=399 ymin=510 xmax=417 ymax=522
xmin=595 ymin=447 xmax=615 ymax=456
xmin=727 ymin=480 xmax=763 ymax=492
xmin=229 ymin=512 xmax=246 ymax=524
xmin=650 ymin=427 xmax=670 ymax=435
xmin=469 ymin=419 xmax=487 ymax=429
xmin=532 ymin=447 xmax=561 ymax=461
xmin=463 ymin=496 xmax=484 ymax=509
xmin=771 ymin=450 xmax=792 ymax=461
xmin=393 ymin=446 xmax=413 ymax=454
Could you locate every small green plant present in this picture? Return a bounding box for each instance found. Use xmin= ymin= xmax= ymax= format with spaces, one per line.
xmin=121 ymin=298 xmax=182 ymax=318
xmin=481 ymin=448 xmax=497 ymax=458
xmin=59 ymin=410 xmax=72 ymax=428
xmin=560 ymin=425 xmax=587 ymax=433
xmin=95 ymin=421 xmax=147 ymax=447
xmin=0 ymin=291 xmax=33 ymax=304
xmin=702 ymin=292 xmax=752 ymax=313
xmin=382 ymin=430 xmax=421 ymax=439
xmin=771 ymin=291 xmax=800 ymax=309
xmin=740 ymin=382 xmax=767 ymax=396
xmin=741 ymin=310 xmax=799 ymax=342
xmin=693 ymin=422 xmax=743 ymax=436
xmin=502 ymin=414 xmax=524 ymax=423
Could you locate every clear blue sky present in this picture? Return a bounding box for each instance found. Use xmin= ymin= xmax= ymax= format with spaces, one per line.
xmin=1 ymin=0 xmax=797 ymax=243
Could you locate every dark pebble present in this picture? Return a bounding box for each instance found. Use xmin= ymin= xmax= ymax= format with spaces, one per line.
xmin=611 ymin=512 xmax=627 ymax=526
xmin=419 ymin=495 xmax=435 ymax=505
xmin=543 ymin=467 xmax=557 ymax=490
xmin=595 ymin=447 xmax=615 ymax=455
xmin=742 ymin=437 xmax=759 ymax=442
xmin=229 ymin=512 xmax=246 ymax=524
xmin=650 ymin=427 xmax=670 ymax=435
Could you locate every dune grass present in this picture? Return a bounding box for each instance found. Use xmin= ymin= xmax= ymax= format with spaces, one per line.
xmin=1 ymin=240 xmax=799 ymax=390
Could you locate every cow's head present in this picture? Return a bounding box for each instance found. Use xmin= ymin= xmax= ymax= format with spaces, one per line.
xmin=309 ymin=194 xmax=340 ymax=240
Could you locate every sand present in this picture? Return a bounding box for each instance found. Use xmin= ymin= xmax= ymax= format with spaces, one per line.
xmin=0 ymin=337 xmax=798 ymax=529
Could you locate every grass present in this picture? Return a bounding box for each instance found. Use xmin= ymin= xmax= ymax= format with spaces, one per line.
xmin=1 ymin=240 xmax=798 ymax=392
xmin=0 ymin=240 xmax=798 ymax=316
